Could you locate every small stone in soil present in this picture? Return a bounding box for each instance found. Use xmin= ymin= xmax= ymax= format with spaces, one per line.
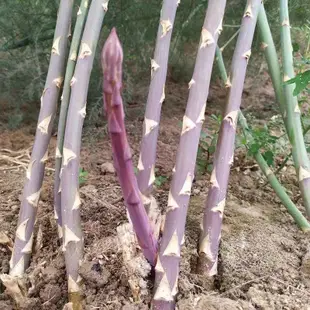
xmin=100 ymin=162 xmax=115 ymax=175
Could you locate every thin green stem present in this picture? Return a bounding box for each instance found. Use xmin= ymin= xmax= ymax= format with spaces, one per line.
xmin=215 ymin=46 xmax=310 ymax=231
xmin=280 ymin=0 xmax=310 ymax=216
xmin=220 ymin=28 xmax=240 ymax=52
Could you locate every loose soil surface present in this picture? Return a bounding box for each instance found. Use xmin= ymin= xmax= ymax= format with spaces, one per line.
xmin=1 ymin=79 xmax=310 ymax=309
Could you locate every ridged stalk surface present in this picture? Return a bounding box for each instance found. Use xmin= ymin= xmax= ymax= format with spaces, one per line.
xmin=198 ymin=0 xmax=262 ymax=277
xmin=279 ymin=0 xmax=310 ymax=216
xmin=60 ymin=0 xmax=109 ymax=307
xmin=101 ymin=29 xmax=158 ymax=266
xmin=152 ymin=1 xmax=227 ymax=309
xmin=9 ymin=0 xmax=73 ymax=277
xmin=54 ymin=0 xmax=89 ymax=239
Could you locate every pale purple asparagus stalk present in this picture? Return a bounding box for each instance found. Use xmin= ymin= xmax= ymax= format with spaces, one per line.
xmin=101 ymin=28 xmax=158 ymax=266
xmin=198 ymin=0 xmax=262 ymax=276
xmin=152 ymin=1 xmax=227 ymax=308
xmin=8 ymin=0 xmax=73 ymax=278
xmin=137 ymin=0 xmax=179 ymax=233
xmin=60 ymin=0 xmax=109 ymax=306
xmin=54 ymin=0 xmax=89 ymax=240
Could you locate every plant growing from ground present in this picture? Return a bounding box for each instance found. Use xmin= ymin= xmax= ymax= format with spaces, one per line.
xmin=196 ymin=114 xmax=222 ymax=174
xmin=198 ymin=0 xmax=262 ymax=277
xmin=54 ymin=0 xmax=89 ymax=240
xmin=152 ymin=1 xmax=227 ymax=308
xmin=78 ymin=167 xmax=88 ymax=185
xmin=60 ymin=0 xmax=109 ymax=308
xmin=4 ymin=0 xmax=73 ymax=280
xmin=101 ymin=28 xmax=158 ymax=265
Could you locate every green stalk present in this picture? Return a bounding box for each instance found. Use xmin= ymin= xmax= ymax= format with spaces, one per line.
xmin=54 ymin=0 xmax=90 ymax=240
xmin=215 ymin=46 xmax=310 ymax=231
xmin=257 ymin=5 xmax=286 ymax=118
xmin=279 ymin=0 xmax=310 ymax=216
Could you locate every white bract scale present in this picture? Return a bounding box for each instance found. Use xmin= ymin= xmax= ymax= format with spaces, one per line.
xmin=155 ymin=257 xmax=164 ymax=273
xmin=79 ymin=42 xmax=92 ymax=59
xmin=26 ymin=190 xmax=41 ymax=208
xmin=10 ymin=257 xmax=25 ymax=277
xmin=70 ymin=76 xmax=77 ymax=86
xmin=160 ymin=85 xmax=165 ymax=104
xmin=40 ymin=150 xmax=48 ymax=163
xmin=163 ymin=230 xmax=180 ymax=257
xmin=188 ymin=78 xmax=195 ymax=89
xmin=167 ymin=191 xmax=179 ymax=211
xmin=196 ymin=103 xmax=206 ymax=124
xmin=40 ymin=89 xmax=47 ymax=107
xmin=72 ymin=191 xmax=81 ymax=210
xmin=243 ymin=49 xmax=252 ymax=63
xmin=160 ymin=19 xmax=172 ymax=38
xmin=199 ymin=234 xmax=214 ymax=261
xmin=56 ymin=147 xmax=62 ymax=158
xmin=64 ymin=225 xmax=81 ymax=248
xmin=52 ymin=36 xmax=61 ymax=55
xmin=26 ymin=160 xmax=35 ymax=180
xmin=102 ymin=0 xmax=109 ymax=12
xmin=294 ymin=104 xmax=301 ymax=114
xmin=282 ymin=18 xmax=290 ymax=27
xmin=265 ymin=167 xmax=273 ymax=176
xmin=144 ymin=118 xmax=158 ymax=136
xmin=171 ymin=277 xmax=178 ymax=296
xmin=68 ymin=275 xmax=80 ymax=293
xmin=148 ymin=165 xmax=156 ymax=187
xmin=244 ymin=3 xmax=253 ymax=18
xmin=209 ymin=257 xmax=218 ymax=277
xmin=62 ymin=148 xmax=77 ymax=166
xmin=224 ymin=110 xmax=238 ymax=130
xmin=179 ymin=172 xmax=193 ymax=196
xmin=53 ymin=77 xmax=63 ymax=88
xmin=216 ymin=18 xmax=223 ymax=35
xmin=54 ymin=208 xmax=59 ymax=220
xmin=211 ymin=198 xmax=226 ymax=218
xmin=16 ymin=219 xmax=29 ymax=241
xmin=79 ymin=105 xmax=87 ymax=118
xmin=137 ymin=153 xmax=144 ymax=171
xmin=225 ymin=76 xmax=232 ymax=88
xmin=200 ymin=28 xmax=215 ymax=48
xmin=299 ymin=166 xmax=310 ymax=181
xmin=181 ymin=115 xmax=196 ymax=135
xmin=58 ymin=224 xmax=63 ymax=239
xmin=38 ymin=115 xmax=52 ymax=134
xmin=153 ymin=273 xmax=173 ymax=301
xmin=70 ymin=51 xmax=77 ymax=61
xmin=21 ymin=233 xmax=34 ymax=254
xmin=151 ymin=59 xmax=160 ymax=79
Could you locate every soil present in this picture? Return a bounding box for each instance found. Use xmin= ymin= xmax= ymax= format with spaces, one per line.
xmin=1 ymin=78 xmax=310 ymax=310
